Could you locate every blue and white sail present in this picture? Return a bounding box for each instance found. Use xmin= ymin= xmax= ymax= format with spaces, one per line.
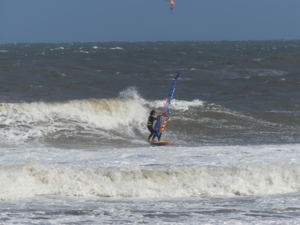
xmin=154 ymin=73 xmax=179 ymax=139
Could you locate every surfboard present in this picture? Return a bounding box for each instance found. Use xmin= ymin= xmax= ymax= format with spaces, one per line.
xmin=148 ymin=141 xmax=169 ymax=146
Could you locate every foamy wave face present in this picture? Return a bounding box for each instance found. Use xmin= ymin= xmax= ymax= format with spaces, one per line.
xmin=0 ymin=84 xmax=208 ymax=147
xmin=1 ymin=162 xmax=300 ymax=201
xmin=0 ymin=92 xmax=148 ymax=147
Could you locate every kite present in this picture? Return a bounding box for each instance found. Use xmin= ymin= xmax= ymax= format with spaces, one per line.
xmin=168 ymin=0 xmax=175 ymax=10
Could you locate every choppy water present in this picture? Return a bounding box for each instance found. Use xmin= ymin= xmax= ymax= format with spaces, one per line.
xmin=0 ymin=40 xmax=300 ymax=224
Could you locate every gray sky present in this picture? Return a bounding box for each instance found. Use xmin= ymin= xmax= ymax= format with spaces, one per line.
xmin=1 ymin=0 xmax=300 ymax=43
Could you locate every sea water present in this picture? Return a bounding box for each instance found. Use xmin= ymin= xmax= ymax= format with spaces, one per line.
xmin=0 ymin=41 xmax=300 ymax=224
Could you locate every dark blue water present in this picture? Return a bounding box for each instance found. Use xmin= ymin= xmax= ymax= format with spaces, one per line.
xmin=0 ymin=40 xmax=300 ymax=148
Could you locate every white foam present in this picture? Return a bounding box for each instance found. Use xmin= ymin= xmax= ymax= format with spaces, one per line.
xmin=150 ymin=99 xmax=203 ymax=111
xmin=75 ymin=50 xmax=89 ymax=54
xmin=172 ymin=99 xmax=204 ymax=111
xmin=0 ymin=158 xmax=299 ymax=200
xmin=50 ymin=47 xmax=64 ymax=51
xmin=1 ymin=144 xmax=300 ymax=200
xmin=92 ymin=46 xmax=105 ymax=50
xmin=109 ymin=47 xmax=124 ymax=50
xmin=0 ymin=89 xmax=148 ymax=144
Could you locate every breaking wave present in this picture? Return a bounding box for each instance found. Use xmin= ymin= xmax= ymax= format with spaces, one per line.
xmin=0 ymin=86 xmax=297 ymax=147
xmin=0 ymin=88 xmax=203 ymax=147
xmin=1 ymin=162 xmax=300 ymax=201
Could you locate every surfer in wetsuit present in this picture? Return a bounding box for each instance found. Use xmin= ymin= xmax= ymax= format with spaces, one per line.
xmin=147 ymin=110 xmax=160 ymax=141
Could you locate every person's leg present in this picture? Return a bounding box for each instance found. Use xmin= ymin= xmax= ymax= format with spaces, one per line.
xmin=147 ymin=127 xmax=155 ymax=140
xmin=152 ymin=132 xmax=157 ymax=141
xmin=148 ymin=127 xmax=156 ymax=141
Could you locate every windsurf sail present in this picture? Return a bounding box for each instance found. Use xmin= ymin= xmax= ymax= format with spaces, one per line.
xmin=154 ymin=72 xmax=179 ymax=140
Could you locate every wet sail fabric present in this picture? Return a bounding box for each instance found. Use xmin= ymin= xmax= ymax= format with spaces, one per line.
xmin=154 ymin=73 xmax=179 ymax=140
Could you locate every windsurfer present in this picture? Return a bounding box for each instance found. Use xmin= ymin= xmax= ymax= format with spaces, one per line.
xmin=147 ymin=110 xmax=160 ymax=141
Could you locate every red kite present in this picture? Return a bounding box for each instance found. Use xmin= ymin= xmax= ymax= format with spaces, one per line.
xmin=168 ymin=0 xmax=175 ymax=10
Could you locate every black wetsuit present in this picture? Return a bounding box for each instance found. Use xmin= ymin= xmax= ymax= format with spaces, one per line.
xmin=147 ymin=115 xmax=157 ymax=141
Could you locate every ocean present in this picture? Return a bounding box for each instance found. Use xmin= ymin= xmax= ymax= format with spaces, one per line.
xmin=0 ymin=40 xmax=300 ymax=224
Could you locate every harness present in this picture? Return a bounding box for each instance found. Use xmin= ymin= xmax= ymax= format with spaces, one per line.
xmin=147 ymin=115 xmax=156 ymax=127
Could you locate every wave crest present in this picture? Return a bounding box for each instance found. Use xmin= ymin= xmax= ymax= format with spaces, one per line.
xmin=0 ymin=94 xmax=148 ymax=146
xmin=1 ymin=163 xmax=299 ymax=200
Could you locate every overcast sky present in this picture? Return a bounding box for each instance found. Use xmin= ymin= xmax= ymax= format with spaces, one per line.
xmin=1 ymin=0 xmax=300 ymax=43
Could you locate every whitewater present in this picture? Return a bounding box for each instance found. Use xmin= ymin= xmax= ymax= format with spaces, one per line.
xmin=0 ymin=40 xmax=300 ymax=224
xmin=1 ymin=144 xmax=300 ymax=224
